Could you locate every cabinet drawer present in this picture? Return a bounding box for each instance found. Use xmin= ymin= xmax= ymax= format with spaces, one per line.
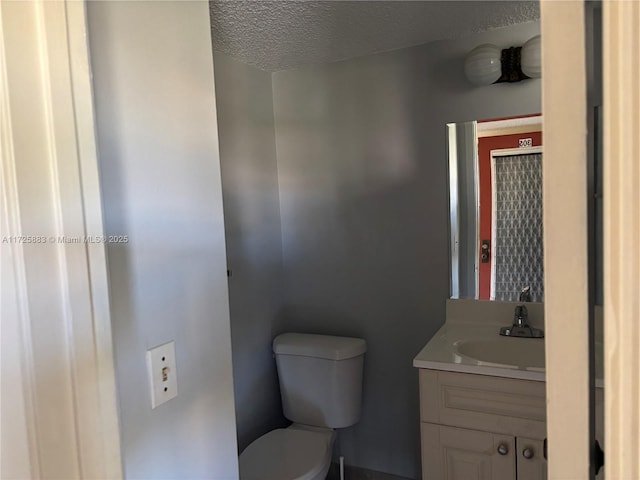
xmin=420 ymin=369 xmax=546 ymax=439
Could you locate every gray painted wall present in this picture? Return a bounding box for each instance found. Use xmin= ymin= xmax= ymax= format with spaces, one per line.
xmin=272 ymin=22 xmax=541 ymax=479
xmin=87 ymin=2 xmax=238 ymax=478
xmin=213 ymin=51 xmax=287 ymax=452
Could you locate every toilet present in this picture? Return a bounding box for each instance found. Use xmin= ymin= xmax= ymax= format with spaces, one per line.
xmin=239 ymin=333 xmax=367 ymax=480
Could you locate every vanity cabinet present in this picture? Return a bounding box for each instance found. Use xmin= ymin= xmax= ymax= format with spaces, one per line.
xmin=419 ymin=369 xmax=605 ymax=480
xmin=419 ymin=369 xmax=547 ymax=480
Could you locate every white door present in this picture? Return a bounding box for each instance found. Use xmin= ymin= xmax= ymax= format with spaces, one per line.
xmin=542 ymin=1 xmax=640 ymax=479
xmin=1 ymin=1 xmax=122 ymax=477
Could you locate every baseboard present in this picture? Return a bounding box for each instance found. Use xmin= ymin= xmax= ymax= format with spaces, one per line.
xmin=326 ymin=462 xmax=414 ymax=480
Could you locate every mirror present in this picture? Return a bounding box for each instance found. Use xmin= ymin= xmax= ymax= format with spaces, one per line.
xmin=448 ymin=114 xmax=543 ymax=301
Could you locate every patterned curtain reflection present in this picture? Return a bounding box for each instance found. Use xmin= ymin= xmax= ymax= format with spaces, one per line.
xmin=493 ymin=153 xmax=544 ymax=301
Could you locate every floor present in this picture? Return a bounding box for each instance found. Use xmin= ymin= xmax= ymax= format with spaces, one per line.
xmin=326 ymin=463 xmax=414 ymax=480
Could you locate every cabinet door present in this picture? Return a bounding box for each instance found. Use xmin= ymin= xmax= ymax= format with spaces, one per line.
xmin=421 ymin=423 xmax=515 ymax=480
xmin=516 ymin=436 xmax=547 ymax=480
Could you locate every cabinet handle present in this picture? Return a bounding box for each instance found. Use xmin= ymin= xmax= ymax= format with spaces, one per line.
xmin=497 ymin=444 xmax=509 ymax=455
xmin=523 ymin=448 xmax=534 ymax=459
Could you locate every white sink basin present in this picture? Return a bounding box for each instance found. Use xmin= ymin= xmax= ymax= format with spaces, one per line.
xmin=414 ymin=322 xmax=604 ymax=385
xmin=454 ymin=338 xmax=545 ymax=370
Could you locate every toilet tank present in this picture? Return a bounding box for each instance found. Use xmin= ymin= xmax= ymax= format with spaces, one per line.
xmin=273 ymin=333 xmax=367 ymax=429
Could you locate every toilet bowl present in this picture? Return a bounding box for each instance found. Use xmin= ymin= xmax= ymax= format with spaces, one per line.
xmin=238 ymin=333 xmax=366 ymax=480
xmin=239 ymin=425 xmax=335 ymax=480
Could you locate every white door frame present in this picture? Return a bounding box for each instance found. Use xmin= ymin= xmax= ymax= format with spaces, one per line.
xmin=544 ymin=1 xmax=640 ymax=478
xmin=602 ymin=2 xmax=640 ymax=478
xmin=541 ymin=1 xmax=591 ymax=478
xmin=1 ymin=1 xmax=122 ymax=477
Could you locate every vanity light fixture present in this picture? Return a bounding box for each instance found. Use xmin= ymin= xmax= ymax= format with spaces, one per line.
xmin=464 ymin=35 xmax=541 ymax=86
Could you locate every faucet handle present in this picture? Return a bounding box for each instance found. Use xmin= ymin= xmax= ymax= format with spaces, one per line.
xmin=519 ymin=286 xmax=532 ymax=302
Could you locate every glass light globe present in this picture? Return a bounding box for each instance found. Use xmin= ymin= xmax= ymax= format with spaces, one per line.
xmin=521 ymin=35 xmax=541 ymax=78
xmin=464 ymin=44 xmax=501 ymax=86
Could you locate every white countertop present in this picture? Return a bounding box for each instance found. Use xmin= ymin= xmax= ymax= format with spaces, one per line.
xmin=413 ymin=322 xmax=604 ymax=387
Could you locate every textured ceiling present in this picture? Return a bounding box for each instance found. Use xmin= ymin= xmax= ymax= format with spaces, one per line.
xmin=209 ymin=1 xmax=540 ymax=72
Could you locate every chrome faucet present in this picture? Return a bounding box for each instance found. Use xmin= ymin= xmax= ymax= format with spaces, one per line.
xmin=499 ymin=286 xmax=544 ymax=338
xmin=513 ymin=304 xmax=529 ymax=328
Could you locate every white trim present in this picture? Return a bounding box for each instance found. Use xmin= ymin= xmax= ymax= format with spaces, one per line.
xmin=490 ymin=146 xmax=543 ymax=158
xmin=34 ymin=3 xmax=84 ymax=474
xmin=490 ymin=153 xmax=497 ymax=301
xmin=603 ymin=1 xmax=640 ymax=478
xmin=471 ymin=121 xmax=480 ymax=297
xmin=477 ymin=114 xmax=543 ymax=132
xmin=477 ymin=115 xmax=542 ymax=138
xmin=65 ymin=2 xmax=123 ymax=475
xmin=541 ymin=1 xmax=591 ymax=478
xmin=448 ymin=121 xmax=481 ymax=299
xmin=0 ymin=3 xmax=42 ymax=476
xmin=447 ymin=123 xmax=460 ymax=298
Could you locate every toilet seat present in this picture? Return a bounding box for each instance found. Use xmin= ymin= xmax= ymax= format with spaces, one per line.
xmin=239 ymin=428 xmax=332 ymax=480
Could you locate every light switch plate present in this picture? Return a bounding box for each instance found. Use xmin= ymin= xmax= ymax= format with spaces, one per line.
xmin=146 ymin=341 xmax=178 ymax=408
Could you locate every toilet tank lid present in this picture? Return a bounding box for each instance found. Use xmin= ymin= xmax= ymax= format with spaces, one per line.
xmin=273 ymin=333 xmax=367 ymax=360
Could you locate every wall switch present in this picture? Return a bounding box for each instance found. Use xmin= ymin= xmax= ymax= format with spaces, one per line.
xmin=146 ymin=341 xmax=178 ymax=408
